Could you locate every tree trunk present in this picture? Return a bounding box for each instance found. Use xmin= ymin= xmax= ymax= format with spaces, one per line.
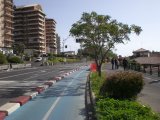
xmin=97 ymin=64 xmax=102 ymax=77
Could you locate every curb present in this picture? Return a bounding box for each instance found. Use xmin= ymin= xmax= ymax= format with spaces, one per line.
xmin=0 ymin=66 xmax=85 ymax=120
xmin=0 ymin=103 xmax=20 ymax=116
xmin=10 ymin=96 xmax=31 ymax=106
xmin=23 ymin=92 xmax=38 ymax=99
xmin=85 ymin=72 xmax=97 ymax=120
xmin=0 ymin=112 xmax=6 ymax=120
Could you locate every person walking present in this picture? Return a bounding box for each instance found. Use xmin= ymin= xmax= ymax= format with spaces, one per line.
xmin=111 ymin=58 xmax=115 ymax=70
xmin=123 ymin=58 xmax=128 ymax=70
xmin=115 ymin=58 xmax=119 ymax=69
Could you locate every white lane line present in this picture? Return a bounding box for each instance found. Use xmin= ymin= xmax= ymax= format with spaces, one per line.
xmin=0 ymin=68 xmax=51 ymax=80
xmin=22 ymin=71 xmax=55 ymax=81
xmin=42 ymin=70 xmax=84 ymax=120
xmin=144 ymin=77 xmax=152 ymax=80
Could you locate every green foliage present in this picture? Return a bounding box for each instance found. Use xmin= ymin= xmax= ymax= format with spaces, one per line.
xmin=90 ymin=72 xmax=106 ymax=96
xmin=24 ymin=54 xmax=31 ymax=61
xmin=70 ymin=11 xmax=142 ymax=76
xmin=128 ymin=60 xmax=141 ymax=71
xmin=0 ymin=53 xmax=7 ymax=64
xmin=129 ymin=59 xmax=137 ymax=65
xmin=100 ymin=71 xmax=144 ymax=99
xmin=90 ymin=72 xmax=160 ymax=120
xmin=96 ymin=98 xmax=160 ymax=120
xmin=8 ymin=56 xmax=23 ymax=63
xmin=58 ymin=58 xmax=64 ymax=62
xmin=47 ymin=57 xmax=79 ymax=64
xmin=107 ymin=50 xmax=117 ymax=59
xmin=12 ymin=43 xmax=25 ymax=56
xmin=67 ymin=58 xmax=80 ymax=63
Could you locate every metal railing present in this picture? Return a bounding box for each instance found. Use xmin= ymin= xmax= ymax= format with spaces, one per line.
xmin=128 ymin=63 xmax=160 ymax=77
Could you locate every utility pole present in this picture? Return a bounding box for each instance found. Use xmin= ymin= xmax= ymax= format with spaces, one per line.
xmin=62 ymin=36 xmax=70 ymax=53
xmin=62 ymin=36 xmax=70 ymax=63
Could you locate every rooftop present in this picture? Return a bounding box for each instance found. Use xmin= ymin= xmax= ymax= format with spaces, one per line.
xmin=133 ymin=48 xmax=150 ymax=53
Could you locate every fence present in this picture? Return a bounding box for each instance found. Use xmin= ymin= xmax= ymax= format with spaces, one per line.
xmin=128 ymin=63 xmax=160 ymax=77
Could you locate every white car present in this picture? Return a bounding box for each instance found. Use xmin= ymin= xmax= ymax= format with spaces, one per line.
xmin=35 ymin=57 xmax=42 ymax=62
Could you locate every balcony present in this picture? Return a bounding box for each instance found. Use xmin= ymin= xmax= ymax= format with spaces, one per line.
xmin=5 ymin=31 xmax=13 ymax=36
xmin=5 ymin=25 xmax=13 ymax=30
xmin=4 ymin=44 xmax=12 ymax=48
xmin=5 ymin=18 xmax=14 ymax=23
xmin=5 ymin=0 xmax=13 ymax=6
xmin=28 ymin=27 xmax=44 ymax=31
xmin=14 ymin=14 xmax=24 ymax=18
xmin=5 ymin=6 xmax=14 ymax=12
xmin=28 ymin=31 xmax=44 ymax=35
xmin=25 ymin=13 xmax=45 ymax=19
xmin=28 ymin=36 xmax=45 ymax=40
xmin=14 ymin=10 xmax=35 ymax=14
xmin=14 ymin=28 xmax=24 ymax=31
xmin=27 ymin=22 xmax=44 ymax=27
xmin=26 ymin=17 xmax=44 ymax=21
xmin=14 ymin=22 xmax=24 ymax=26
xmin=4 ymin=38 xmax=13 ymax=42
xmin=5 ymin=12 xmax=14 ymax=17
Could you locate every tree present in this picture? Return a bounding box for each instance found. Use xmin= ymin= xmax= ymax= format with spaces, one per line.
xmin=12 ymin=43 xmax=25 ymax=57
xmin=70 ymin=11 xmax=142 ymax=76
xmin=0 ymin=52 xmax=7 ymax=64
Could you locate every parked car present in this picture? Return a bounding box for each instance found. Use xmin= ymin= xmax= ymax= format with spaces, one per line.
xmin=35 ymin=57 xmax=42 ymax=62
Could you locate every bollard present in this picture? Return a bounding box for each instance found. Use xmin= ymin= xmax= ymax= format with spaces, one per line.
xmin=143 ymin=65 xmax=146 ymax=73
xmin=158 ymin=65 xmax=160 ymax=77
xmin=149 ymin=64 xmax=152 ymax=75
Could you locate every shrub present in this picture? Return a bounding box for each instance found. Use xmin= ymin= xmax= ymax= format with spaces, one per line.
xmin=8 ymin=56 xmax=23 ymax=63
xmin=24 ymin=56 xmax=31 ymax=61
xmin=100 ymin=71 xmax=144 ymax=99
xmin=0 ymin=53 xmax=7 ymax=64
xmin=96 ymin=98 xmax=160 ymax=120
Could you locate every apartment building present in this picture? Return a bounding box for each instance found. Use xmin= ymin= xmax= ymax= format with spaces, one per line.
xmin=56 ymin=34 xmax=61 ymax=54
xmin=14 ymin=4 xmax=46 ymax=54
xmin=45 ymin=18 xmax=57 ymax=54
xmin=0 ymin=0 xmax=14 ymax=54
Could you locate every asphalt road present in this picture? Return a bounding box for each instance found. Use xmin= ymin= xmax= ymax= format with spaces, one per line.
xmin=5 ymin=66 xmax=89 ymax=120
xmin=0 ymin=63 xmax=87 ymax=106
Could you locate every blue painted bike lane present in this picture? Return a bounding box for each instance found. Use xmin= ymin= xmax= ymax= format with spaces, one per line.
xmin=5 ymin=67 xmax=89 ymax=120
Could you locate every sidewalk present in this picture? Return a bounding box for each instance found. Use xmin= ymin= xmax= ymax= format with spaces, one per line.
xmin=102 ymin=63 xmax=160 ymax=113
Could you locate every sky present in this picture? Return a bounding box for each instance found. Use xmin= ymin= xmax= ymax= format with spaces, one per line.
xmin=14 ymin=0 xmax=160 ymax=56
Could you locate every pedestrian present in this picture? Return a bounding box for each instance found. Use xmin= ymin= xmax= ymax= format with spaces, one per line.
xmin=115 ymin=58 xmax=119 ymax=69
xmin=10 ymin=63 xmax=12 ymax=69
xmin=111 ymin=58 xmax=115 ymax=70
xmin=123 ymin=58 xmax=128 ymax=70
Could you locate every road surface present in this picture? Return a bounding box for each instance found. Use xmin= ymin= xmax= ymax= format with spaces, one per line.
xmin=0 ymin=63 xmax=86 ymax=106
